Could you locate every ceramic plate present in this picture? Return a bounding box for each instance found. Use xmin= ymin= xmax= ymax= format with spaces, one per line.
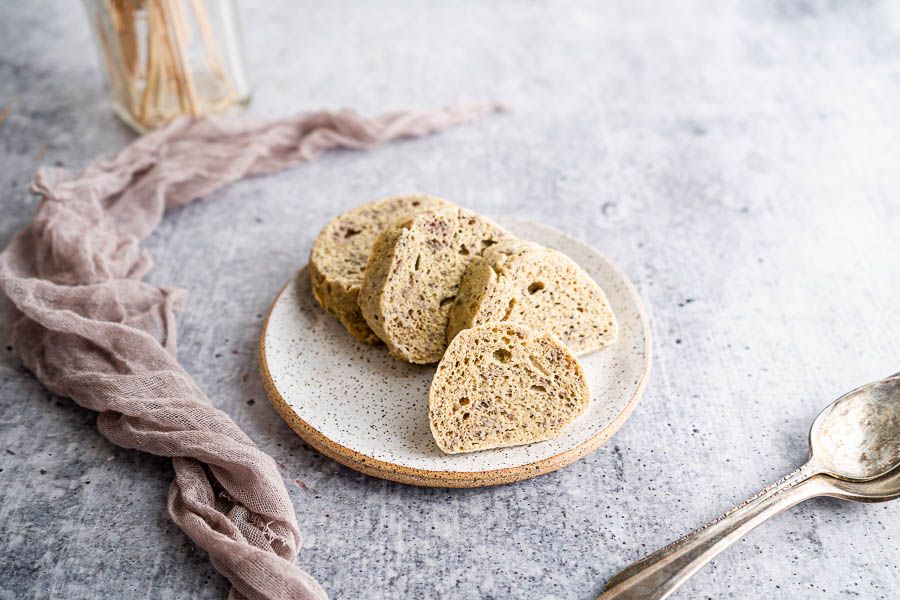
xmin=259 ymin=219 xmax=651 ymax=487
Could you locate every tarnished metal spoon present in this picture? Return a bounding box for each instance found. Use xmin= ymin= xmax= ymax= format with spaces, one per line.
xmin=600 ymin=372 xmax=900 ymax=600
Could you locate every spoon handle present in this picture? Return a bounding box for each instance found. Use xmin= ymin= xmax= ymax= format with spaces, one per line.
xmin=599 ymin=462 xmax=821 ymax=600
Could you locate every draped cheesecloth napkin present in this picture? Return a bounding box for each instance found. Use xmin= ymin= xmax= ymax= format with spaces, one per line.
xmin=0 ymin=102 xmax=501 ymax=600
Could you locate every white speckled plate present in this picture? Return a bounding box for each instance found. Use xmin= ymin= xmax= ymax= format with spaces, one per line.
xmin=259 ymin=219 xmax=651 ymax=487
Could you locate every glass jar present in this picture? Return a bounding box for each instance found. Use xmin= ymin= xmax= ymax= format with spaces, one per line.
xmin=84 ymin=0 xmax=250 ymax=132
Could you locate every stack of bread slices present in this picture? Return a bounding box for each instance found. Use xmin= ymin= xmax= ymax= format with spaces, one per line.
xmin=310 ymin=195 xmax=618 ymax=454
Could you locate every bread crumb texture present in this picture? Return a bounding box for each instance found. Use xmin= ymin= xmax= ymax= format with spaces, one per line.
xmin=309 ymin=195 xmax=454 ymax=344
xmin=448 ymin=239 xmax=618 ymax=355
xmin=429 ymin=323 xmax=590 ymax=453
xmin=359 ymin=207 xmax=510 ymax=363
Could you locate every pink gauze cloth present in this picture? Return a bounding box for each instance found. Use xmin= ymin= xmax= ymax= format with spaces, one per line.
xmin=0 ymin=102 xmax=503 ymax=600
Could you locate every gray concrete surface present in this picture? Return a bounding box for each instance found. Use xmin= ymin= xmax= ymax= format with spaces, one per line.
xmin=2 ymin=1 xmax=899 ymax=598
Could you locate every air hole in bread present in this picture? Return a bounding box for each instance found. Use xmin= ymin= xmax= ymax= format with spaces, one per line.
xmin=411 ymin=200 xmax=421 ymax=207
xmin=493 ymin=349 xmax=512 ymax=363
xmin=528 ymin=281 xmax=545 ymax=294
xmin=341 ymin=227 xmax=361 ymax=238
xmin=440 ymin=296 xmax=456 ymax=308
xmin=481 ymin=238 xmax=498 ymax=249
xmin=459 ymin=244 xmax=470 ymax=256
xmin=529 ymin=355 xmax=549 ymax=376
xmin=501 ymin=298 xmax=516 ymax=321
xmin=462 ymin=412 xmax=471 ymax=420
xmin=531 ymin=384 xmax=547 ymax=392
xmin=414 ymin=255 xmax=421 ymax=270
xmin=459 ymin=397 xmax=470 ymax=406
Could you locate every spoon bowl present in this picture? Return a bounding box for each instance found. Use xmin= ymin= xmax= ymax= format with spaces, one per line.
xmin=809 ymin=372 xmax=900 ymax=481
xmin=817 ymin=467 xmax=900 ymax=502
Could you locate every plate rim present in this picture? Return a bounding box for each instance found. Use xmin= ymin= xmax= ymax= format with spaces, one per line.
xmin=258 ymin=220 xmax=652 ymax=488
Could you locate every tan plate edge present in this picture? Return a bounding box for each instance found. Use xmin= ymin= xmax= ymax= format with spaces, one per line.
xmin=258 ymin=228 xmax=652 ymax=488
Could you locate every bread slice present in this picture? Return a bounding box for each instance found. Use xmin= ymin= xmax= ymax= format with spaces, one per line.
xmin=358 ymin=207 xmax=511 ymax=363
xmin=447 ymin=239 xmax=617 ymax=355
xmin=309 ymin=195 xmax=454 ymax=343
xmin=429 ymin=323 xmax=590 ymax=453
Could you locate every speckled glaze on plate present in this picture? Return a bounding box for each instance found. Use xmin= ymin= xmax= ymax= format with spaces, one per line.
xmin=259 ymin=219 xmax=651 ymax=487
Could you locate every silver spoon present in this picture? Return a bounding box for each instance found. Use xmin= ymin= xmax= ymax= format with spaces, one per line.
xmin=600 ymin=372 xmax=900 ymax=600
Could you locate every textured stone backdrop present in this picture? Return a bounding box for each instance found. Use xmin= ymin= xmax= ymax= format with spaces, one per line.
xmin=1 ymin=1 xmax=898 ymax=598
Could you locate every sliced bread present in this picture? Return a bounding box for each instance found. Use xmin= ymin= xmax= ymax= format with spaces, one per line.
xmin=358 ymin=207 xmax=510 ymax=363
xmin=429 ymin=323 xmax=590 ymax=453
xmin=309 ymin=195 xmax=454 ymax=344
xmin=447 ymin=239 xmax=617 ymax=355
